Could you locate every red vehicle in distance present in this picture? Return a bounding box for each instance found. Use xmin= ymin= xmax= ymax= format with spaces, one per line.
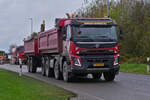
xmin=10 ymin=46 xmax=27 ymax=64
xmin=0 ymin=56 xmax=6 ymax=64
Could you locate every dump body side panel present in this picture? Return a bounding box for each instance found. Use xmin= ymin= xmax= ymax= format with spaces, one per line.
xmin=24 ymin=38 xmax=38 ymax=56
xmin=38 ymin=28 xmax=63 ymax=54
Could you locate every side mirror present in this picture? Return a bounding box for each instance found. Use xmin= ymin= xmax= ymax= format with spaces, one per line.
xmin=70 ymin=37 xmax=73 ymax=41
xmin=63 ymin=34 xmax=66 ymax=40
xmin=119 ymin=26 xmax=123 ymax=40
xmin=62 ymin=27 xmax=66 ymax=40
xmin=62 ymin=27 xmax=66 ymax=35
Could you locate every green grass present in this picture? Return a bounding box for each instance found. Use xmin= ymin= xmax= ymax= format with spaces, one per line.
xmin=0 ymin=69 xmax=76 ymax=100
xmin=120 ymin=64 xmax=150 ymax=75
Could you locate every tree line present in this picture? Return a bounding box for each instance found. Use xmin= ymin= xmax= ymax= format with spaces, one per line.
xmin=0 ymin=51 xmax=5 ymax=56
xmin=76 ymin=0 xmax=150 ymax=63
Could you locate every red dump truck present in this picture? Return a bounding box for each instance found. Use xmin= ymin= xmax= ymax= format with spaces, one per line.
xmin=24 ymin=18 xmax=123 ymax=82
xmin=10 ymin=46 xmax=27 ymax=64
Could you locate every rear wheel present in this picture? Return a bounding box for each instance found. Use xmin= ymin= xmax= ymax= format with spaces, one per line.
xmin=30 ymin=57 xmax=36 ymax=73
xmin=103 ymin=71 xmax=116 ymax=81
xmin=54 ymin=60 xmax=61 ymax=80
xmin=63 ymin=61 xmax=72 ymax=82
xmin=92 ymin=73 xmax=102 ymax=80
xmin=27 ymin=58 xmax=31 ymax=72
xmin=45 ymin=58 xmax=54 ymax=77
xmin=41 ymin=57 xmax=46 ymax=76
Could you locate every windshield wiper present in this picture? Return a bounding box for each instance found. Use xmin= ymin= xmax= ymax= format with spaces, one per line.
xmin=95 ymin=35 xmax=117 ymax=41
xmin=95 ymin=35 xmax=108 ymax=38
xmin=74 ymin=36 xmax=94 ymax=42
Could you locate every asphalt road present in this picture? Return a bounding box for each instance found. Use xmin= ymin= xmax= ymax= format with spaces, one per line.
xmin=0 ymin=64 xmax=150 ymax=100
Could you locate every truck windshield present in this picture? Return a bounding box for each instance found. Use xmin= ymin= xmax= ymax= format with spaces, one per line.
xmin=72 ymin=25 xmax=118 ymax=42
xmin=18 ymin=47 xmax=24 ymax=52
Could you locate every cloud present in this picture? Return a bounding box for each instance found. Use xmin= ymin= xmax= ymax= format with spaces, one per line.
xmin=0 ymin=0 xmax=85 ymax=52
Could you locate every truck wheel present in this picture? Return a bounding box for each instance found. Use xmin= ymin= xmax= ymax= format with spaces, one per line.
xmin=63 ymin=61 xmax=71 ymax=82
xmin=27 ymin=59 xmax=31 ymax=72
xmin=92 ymin=73 xmax=102 ymax=79
xmin=54 ymin=60 xmax=61 ymax=80
xmin=103 ymin=71 xmax=116 ymax=81
xmin=45 ymin=58 xmax=54 ymax=77
xmin=30 ymin=58 xmax=36 ymax=73
xmin=41 ymin=58 xmax=46 ymax=76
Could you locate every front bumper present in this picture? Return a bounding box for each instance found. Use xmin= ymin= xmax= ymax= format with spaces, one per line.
xmin=70 ymin=65 xmax=120 ymax=74
xmin=70 ymin=55 xmax=120 ymax=74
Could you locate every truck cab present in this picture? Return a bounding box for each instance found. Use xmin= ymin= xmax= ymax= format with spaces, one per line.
xmin=59 ymin=18 xmax=121 ymax=81
xmin=17 ymin=46 xmax=27 ymax=64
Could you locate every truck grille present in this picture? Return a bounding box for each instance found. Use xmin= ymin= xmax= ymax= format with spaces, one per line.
xmin=80 ymin=50 xmax=114 ymax=55
xmin=87 ymin=58 xmax=109 ymax=63
xmin=81 ymin=56 xmax=113 ymax=68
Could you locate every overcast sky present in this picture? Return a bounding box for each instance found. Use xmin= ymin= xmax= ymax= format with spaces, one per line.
xmin=0 ymin=0 xmax=89 ymax=53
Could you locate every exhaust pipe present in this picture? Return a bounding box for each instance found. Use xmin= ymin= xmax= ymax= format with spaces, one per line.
xmin=41 ymin=20 xmax=45 ymax=32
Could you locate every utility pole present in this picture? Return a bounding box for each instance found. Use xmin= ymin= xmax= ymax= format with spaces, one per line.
xmin=28 ymin=18 xmax=33 ymax=34
xmin=107 ymin=0 xmax=110 ymax=17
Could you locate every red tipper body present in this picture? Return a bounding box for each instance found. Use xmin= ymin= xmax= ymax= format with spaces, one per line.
xmin=38 ymin=28 xmax=63 ymax=54
xmin=24 ymin=37 xmax=38 ymax=56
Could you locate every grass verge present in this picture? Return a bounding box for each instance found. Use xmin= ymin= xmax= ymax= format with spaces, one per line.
xmin=120 ymin=64 xmax=150 ymax=75
xmin=0 ymin=69 xmax=76 ymax=100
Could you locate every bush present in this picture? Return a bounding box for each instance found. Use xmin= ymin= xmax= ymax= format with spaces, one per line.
xmin=120 ymin=55 xmax=147 ymax=64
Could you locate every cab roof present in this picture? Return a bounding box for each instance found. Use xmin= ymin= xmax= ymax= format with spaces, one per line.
xmin=57 ymin=18 xmax=116 ymax=27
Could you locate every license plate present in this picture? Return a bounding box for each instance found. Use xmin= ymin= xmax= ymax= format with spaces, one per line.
xmin=94 ymin=63 xmax=104 ymax=67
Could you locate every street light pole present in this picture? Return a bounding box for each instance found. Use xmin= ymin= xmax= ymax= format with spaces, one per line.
xmin=28 ymin=18 xmax=33 ymax=34
xmin=107 ymin=0 xmax=109 ymax=17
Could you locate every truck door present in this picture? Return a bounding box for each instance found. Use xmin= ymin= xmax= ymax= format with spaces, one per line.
xmin=66 ymin=25 xmax=71 ymax=53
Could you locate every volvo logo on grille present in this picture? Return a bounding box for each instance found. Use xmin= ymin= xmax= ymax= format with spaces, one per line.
xmin=96 ymin=44 xmax=100 ymax=48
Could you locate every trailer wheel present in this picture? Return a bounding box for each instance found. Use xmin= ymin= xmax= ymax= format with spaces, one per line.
xmin=103 ymin=70 xmax=116 ymax=81
xmin=27 ymin=59 xmax=31 ymax=72
xmin=30 ymin=57 xmax=36 ymax=73
xmin=45 ymin=58 xmax=54 ymax=77
xmin=54 ymin=60 xmax=61 ymax=80
xmin=92 ymin=73 xmax=102 ymax=80
xmin=41 ymin=57 xmax=46 ymax=76
xmin=63 ymin=61 xmax=72 ymax=82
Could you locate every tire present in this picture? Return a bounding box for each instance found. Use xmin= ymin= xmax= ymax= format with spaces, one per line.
xmin=30 ymin=57 xmax=36 ymax=73
xmin=54 ymin=60 xmax=61 ymax=80
xmin=41 ymin=57 xmax=46 ymax=76
xmin=103 ymin=71 xmax=116 ymax=81
xmin=45 ymin=58 xmax=54 ymax=77
xmin=63 ymin=61 xmax=71 ymax=82
xmin=27 ymin=59 xmax=31 ymax=72
xmin=92 ymin=73 xmax=102 ymax=79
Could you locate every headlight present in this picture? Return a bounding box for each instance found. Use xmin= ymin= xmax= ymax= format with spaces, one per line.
xmin=72 ymin=57 xmax=81 ymax=67
xmin=114 ymin=56 xmax=119 ymax=65
xmin=108 ymin=50 xmax=114 ymax=53
xmin=76 ymin=51 xmax=80 ymax=55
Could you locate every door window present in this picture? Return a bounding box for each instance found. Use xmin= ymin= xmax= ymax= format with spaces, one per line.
xmin=66 ymin=25 xmax=71 ymax=40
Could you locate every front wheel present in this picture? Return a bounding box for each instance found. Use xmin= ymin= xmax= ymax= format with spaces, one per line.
xmin=92 ymin=73 xmax=102 ymax=80
xmin=103 ymin=71 xmax=116 ymax=81
xmin=63 ymin=61 xmax=72 ymax=82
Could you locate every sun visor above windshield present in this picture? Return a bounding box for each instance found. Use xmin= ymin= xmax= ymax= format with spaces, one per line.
xmin=72 ymin=19 xmax=117 ymax=26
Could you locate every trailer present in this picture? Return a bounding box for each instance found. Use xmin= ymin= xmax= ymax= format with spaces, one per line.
xmin=24 ymin=18 xmax=123 ymax=82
